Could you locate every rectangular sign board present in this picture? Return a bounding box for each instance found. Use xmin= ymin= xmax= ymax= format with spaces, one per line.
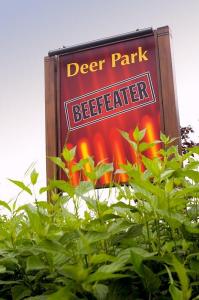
xmin=45 ymin=26 xmax=180 ymax=187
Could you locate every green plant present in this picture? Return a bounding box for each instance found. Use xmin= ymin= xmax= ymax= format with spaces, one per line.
xmin=0 ymin=128 xmax=199 ymax=299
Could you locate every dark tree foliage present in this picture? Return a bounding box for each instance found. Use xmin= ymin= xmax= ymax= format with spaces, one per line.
xmin=181 ymin=125 xmax=199 ymax=154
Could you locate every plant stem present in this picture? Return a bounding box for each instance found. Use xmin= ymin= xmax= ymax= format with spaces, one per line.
xmin=73 ymin=196 xmax=79 ymax=220
xmin=146 ymin=221 xmax=151 ymax=250
xmin=155 ymin=218 xmax=161 ymax=254
xmin=148 ymin=292 xmax=152 ymax=300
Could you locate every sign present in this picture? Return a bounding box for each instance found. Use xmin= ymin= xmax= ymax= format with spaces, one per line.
xmin=64 ymin=72 xmax=156 ymax=131
xmin=45 ymin=26 xmax=180 ymax=187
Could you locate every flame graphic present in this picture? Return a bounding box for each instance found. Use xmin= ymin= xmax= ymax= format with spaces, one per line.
xmin=142 ymin=116 xmax=160 ymax=158
xmin=113 ymin=140 xmax=128 ymax=183
xmin=66 ymin=143 xmax=79 ymax=186
xmin=79 ymin=140 xmax=92 ymax=180
xmin=94 ymin=133 xmax=111 ymax=185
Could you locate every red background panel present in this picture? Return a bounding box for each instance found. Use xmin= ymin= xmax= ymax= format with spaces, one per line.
xmin=59 ymin=34 xmax=160 ymax=186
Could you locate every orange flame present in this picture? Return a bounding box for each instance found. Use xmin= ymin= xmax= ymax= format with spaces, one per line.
xmin=114 ymin=140 xmax=128 ymax=183
xmin=129 ymin=129 xmax=137 ymax=163
xmin=79 ymin=140 xmax=92 ymax=179
xmin=66 ymin=143 xmax=79 ymax=186
xmin=142 ymin=116 xmax=160 ymax=158
xmin=94 ymin=133 xmax=111 ymax=185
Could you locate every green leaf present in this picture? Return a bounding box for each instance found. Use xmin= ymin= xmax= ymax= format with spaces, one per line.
xmin=166 ymin=260 xmax=190 ymax=300
xmin=160 ymin=169 xmax=175 ymax=181
xmin=30 ymin=169 xmax=39 ymax=185
xmin=160 ymin=132 xmax=170 ymax=144
xmin=0 ymin=265 xmax=6 ymax=273
xmin=90 ymin=254 xmax=115 ymax=265
xmin=169 ymin=284 xmax=183 ymax=300
xmin=84 ymin=231 xmax=111 ymax=244
xmin=139 ymin=141 xmax=159 ymax=152
xmin=132 ymin=179 xmax=165 ymax=202
xmin=97 ymin=260 xmax=126 ymax=274
xmin=48 ymin=156 xmax=66 ymax=170
xmin=8 ymin=179 xmax=32 ymax=195
xmin=120 ymin=130 xmax=137 ymax=151
xmin=142 ymin=156 xmax=161 ymax=177
xmin=95 ymin=163 xmax=113 ymax=180
xmin=49 ymin=180 xmax=75 ymax=196
xmin=36 ymin=201 xmax=51 ymax=210
xmin=107 ymin=219 xmax=131 ymax=235
xmin=72 ymin=158 xmax=88 ymax=173
xmin=58 ymin=264 xmax=88 ymax=282
xmin=16 ymin=204 xmax=43 ymax=234
xmin=100 ymin=213 xmax=121 ymax=221
xmin=38 ymin=239 xmax=67 ymax=254
xmin=0 ymin=280 xmax=22 ymax=285
xmin=158 ymin=210 xmax=185 ymax=229
xmin=142 ymin=265 xmax=161 ymax=292
xmin=26 ymin=255 xmax=46 ymax=272
xmin=181 ymin=170 xmax=199 ymax=183
xmin=39 ymin=186 xmax=50 ymax=194
xmin=189 ymin=146 xmax=199 ymax=155
xmin=172 ymin=256 xmax=192 ymax=300
xmin=86 ymin=272 xmax=128 ymax=283
xmin=184 ymin=223 xmax=199 ymax=234
xmin=93 ymin=283 xmax=109 ymax=300
xmin=25 ymin=297 xmax=47 ymax=300
xmin=130 ymin=247 xmax=155 ymax=276
xmin=84 ymin=197 xmax=98 ymax=211
xmin=0 ymin=199 xmax=11 ymax=212
xmin=124 ymin=224 xmax=143 ymax=238
xmin=133 ymin=126 xmax=146 ymax=142
xmin=47 ymin=287 xmax=78 ymax=300
xmin=111 ymin=202 xmax=138 ymax=212
xmin=75 ymin=181 xmax=93 ymax=196
xmin=119 ymin=130 xmax=130 ymax=142
xmin=172 ymin=185 xmax=199 ymax=200
xmin=184 ymin=160 xmax=199 ymax=170
xmin=62 ymin=146 xmax=76 ymax=162
xmin=11 ymin=284 xmax=31 ymax=300
xmin=165 ymin=179 xmax=174 ymax=193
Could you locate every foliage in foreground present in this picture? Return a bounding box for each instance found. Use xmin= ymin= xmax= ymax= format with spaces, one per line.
xmin=0 ymin=129 xmax=199 ymax=300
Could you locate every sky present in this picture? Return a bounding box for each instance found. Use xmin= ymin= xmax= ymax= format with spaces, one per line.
xmin=0 ymin=0 xmax=199 ymax=202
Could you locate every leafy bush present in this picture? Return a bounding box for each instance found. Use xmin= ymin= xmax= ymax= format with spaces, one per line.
xmin=0 ymin=128 xmax=199 ymax=300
